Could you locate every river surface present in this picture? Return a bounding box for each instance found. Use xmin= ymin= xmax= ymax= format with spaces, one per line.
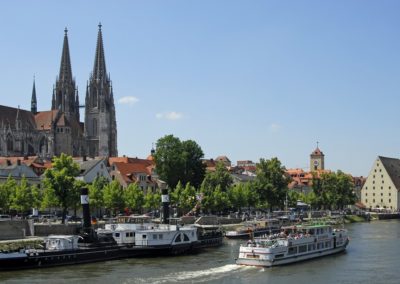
xmin=1 ymin=219 xmax=399 ymax=284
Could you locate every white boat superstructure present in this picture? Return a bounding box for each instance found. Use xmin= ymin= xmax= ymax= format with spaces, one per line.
xmin=236 ymin=222 xmax=349 ymax=267
xmin=97 ymin=215 xmax=198 ymax=248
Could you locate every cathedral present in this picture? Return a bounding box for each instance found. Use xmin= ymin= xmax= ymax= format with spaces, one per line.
xmin=0 ymin=24 xmax=118 ymax=158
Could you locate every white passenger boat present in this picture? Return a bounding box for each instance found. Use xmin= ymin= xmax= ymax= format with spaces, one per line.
xmin=236 ymin=222 xmax=349 ymax=267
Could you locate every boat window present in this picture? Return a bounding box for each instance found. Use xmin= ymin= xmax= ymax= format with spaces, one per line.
xmin=299 ymin=245 xmax=307 ymax=253
xmin=143 ymin=235 xmax=147 ymax=239
xmin=126 ymin=232 xmax=130 ymax=237
xmin=183 ymin=234 xmax=189 ymax=242
xmin=175 ymin=234 xmax=182 ymax=242
xmin=288 ymin=247 xmax=297 ymax=255
xmin=159 ymin=234 xmax=163 ymax=239
xmin=308 ymin=244 xmax=315 ymax=251
xmin=115 ymin=233 xmax=120 ymax=237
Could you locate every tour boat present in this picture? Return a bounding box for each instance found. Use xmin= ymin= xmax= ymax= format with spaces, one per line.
xmin=235 ymin=222 xmax=349 ymax=267
xmin=225 ymin=219 xmax=281 ymax=239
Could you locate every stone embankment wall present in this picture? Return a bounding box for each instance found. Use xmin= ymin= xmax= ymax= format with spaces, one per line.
xmin=0 ymin=220 xmax=34 ymax=240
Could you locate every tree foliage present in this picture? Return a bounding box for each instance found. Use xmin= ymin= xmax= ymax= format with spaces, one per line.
xmin=103 ymin=180 xmax=125 ymax=215
xmin=254 ymin=157 xmax=290 ymax=211
xmin=0 ymin=176 xmax=16 ymax=213
xmin=43 ymin=153 xmax=80 ymax=223
xmin=124 ymin=183 xmax=144 ymax=214
xmin=11 ymin=176 xmax=36 ymax=214
xmin=154 ymin=135 xmax=205 ymax=188
xmin=312 ymin=171 xmax=356 ymax=210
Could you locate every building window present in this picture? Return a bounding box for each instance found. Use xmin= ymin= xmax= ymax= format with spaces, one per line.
xmin=389 ymin=199 xmax=391 ymax=203
xmin=381 ymin=193 xmax=383 ymax=196
xmin=373 ymin=193 xmax=375 ymax=196
xmin=382 ymin=180 xmax=384 ymax=184
xmin=381 ymin=199 xmax=383 ymax=203
xmin=373 ymin=175 xmax=375 ymax=178
xmin=373 ymin=186 xmax=375 ymax=190
xmin=365 ymin=199 xmax=368 ymax=203
xmin=365 ymin=186 xmax=368 ymax=190
xmin=389 ymin=193 xmax=391 ymax=196
xmin=389 ymin=186 xmax=391 ymax=189
xmin=381 ymin=186 xmax=383 ymax=190
xmin=381 ymin=175 xmax=383 ymax=178
xmin=373 ymin=199 xmax=375 ymax=203
xmin=373 ymin=181 xmax=375 ymax=184
xmin=379 ymin=169 xmax=382 ymax=172
xmin=366 ymin=193 xmax=368 ymax=196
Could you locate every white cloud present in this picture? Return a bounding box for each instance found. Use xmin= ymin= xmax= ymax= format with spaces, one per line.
xmin=118 ymin=96 xmax=139 ymax=106
xmin=156 ymin=111 xmax=183 ymax=120
xmin=269 ymin=123 xmax=281 ymax=132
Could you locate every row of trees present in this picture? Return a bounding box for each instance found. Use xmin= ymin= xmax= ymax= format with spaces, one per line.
xmin=0 ymin=135 xmax=357 ymax=221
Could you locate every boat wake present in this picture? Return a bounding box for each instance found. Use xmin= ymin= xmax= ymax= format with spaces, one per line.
xmin=129 ymin=264 xmax=252 ymax=283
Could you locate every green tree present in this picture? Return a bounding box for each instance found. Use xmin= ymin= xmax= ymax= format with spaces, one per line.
xmin=0 ymin=176 xmax=16 ymax=213
xmin=11 ymin=176 xmax=35 ymax=215
xmin=211 ymin=185 xmax=230 ymax=213
xmin=202 ymin=162 xmax=233 ymax=192
xmin=41 ymin=187 xmax=58 ymax=212
xmin=89 ymin=176 xmax=108 ymax=217
xmin=181 ymin=140 xmax=206 ymax=188
xmin=154 ymin=135 xmax=205 ymax=188
xmin=144 ymin=191 xmax=161 ymax=213
xmin=43 ymin=153 xmax=80 ymax=223
xmin=254 ymin=157 xmax=290 ymax=211
xmin=172 ymin=182 xmax=197 ymax=216
xmin=124 ymin=183 xmax=144 ymax=214
xmin=312 ymin=171 xmax=356 ymax=210
xmin=200 ymin=162 xmax=233 ymax=213
xmin=228 ymin=183 xmax=248 ymax=212
xmin=103 ymin=180 xmax=125 ymax=216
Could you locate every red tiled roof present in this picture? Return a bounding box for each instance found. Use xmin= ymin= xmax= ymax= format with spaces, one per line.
xmin=34 ymin=110 xmax=59 ymax=130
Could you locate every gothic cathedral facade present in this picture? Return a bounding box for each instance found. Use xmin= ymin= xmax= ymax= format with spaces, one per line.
xmin=0 ymin=24 xmax=118 ymax=158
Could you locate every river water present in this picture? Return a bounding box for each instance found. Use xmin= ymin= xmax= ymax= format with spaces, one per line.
xmin=1 ymin=220 xmax=399 ymax=284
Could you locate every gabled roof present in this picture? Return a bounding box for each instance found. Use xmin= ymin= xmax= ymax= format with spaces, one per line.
xmin=76 ymin=158 xmax=107 ymax=176
xmin=379 ymin=156 xmax=400 ymax=190
xmin=215 ymin=156 xmax=231 ymax=162
xmin=0 ymin=105 xmax=36 ymax=130
xmin=112 ymin=161 xmax=154 ymax=184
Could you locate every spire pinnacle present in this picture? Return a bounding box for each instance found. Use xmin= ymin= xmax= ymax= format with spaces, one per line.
xmin=31 ymin=76 xmax=37 ymax=114
xmin=59 ymin=27 xmax=73 ymax=83
xmin=93 ymin=24 xmax=107 ymax=81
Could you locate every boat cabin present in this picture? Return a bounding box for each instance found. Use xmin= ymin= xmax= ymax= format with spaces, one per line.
xmin=44 ymin=235 xmax=80 ymax=251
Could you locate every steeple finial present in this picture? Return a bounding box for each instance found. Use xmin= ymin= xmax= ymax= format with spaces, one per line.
xmin=98 ymin=22 xmax=102 ymax=30
xmin=64 ymin=27 xmax=68 ymax=35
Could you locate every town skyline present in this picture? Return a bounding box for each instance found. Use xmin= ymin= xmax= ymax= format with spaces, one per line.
xmin=1 ymin=1 xmax=400 ymax=176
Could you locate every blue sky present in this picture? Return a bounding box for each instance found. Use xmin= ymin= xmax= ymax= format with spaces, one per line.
xmin=1 ymin=0 xmax=400 ymax=176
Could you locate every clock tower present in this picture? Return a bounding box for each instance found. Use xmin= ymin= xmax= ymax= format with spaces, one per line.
xmin=310 ymin=144 xmax=324 ymax=171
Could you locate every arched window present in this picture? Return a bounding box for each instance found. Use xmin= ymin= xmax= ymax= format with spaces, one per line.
xmin=39 ymin=137 xmax=47 ymax=155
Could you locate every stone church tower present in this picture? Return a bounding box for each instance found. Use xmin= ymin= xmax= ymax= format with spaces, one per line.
xmin=310 ymin=144 xmax=325 ymax=171
xmin=84 ymin=24 xmax=118 ymax=157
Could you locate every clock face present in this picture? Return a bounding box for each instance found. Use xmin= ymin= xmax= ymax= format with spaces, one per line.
xmin=313 ymin=160 xmax=319 ymax=166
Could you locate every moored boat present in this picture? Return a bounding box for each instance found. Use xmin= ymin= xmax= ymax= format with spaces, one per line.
xmin=235 ymin=222 xmax=349 ymax=267
xmin=225 ymin=219 xmax=281 ymax=239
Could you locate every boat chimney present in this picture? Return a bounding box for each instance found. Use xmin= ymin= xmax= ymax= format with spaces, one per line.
xmin=81 ymin=187 xmax=91 ymax=230
xmin=161 ymin=187 xmax=170 ymax=224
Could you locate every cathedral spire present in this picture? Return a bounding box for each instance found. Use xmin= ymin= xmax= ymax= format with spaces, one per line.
xmin=93 ymin=23 xmax=107 ymax=81
xmin=31 ymin=76 xmax=37 ymax=114
xmin=59 ymin=28 xmax=73 ymax=83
